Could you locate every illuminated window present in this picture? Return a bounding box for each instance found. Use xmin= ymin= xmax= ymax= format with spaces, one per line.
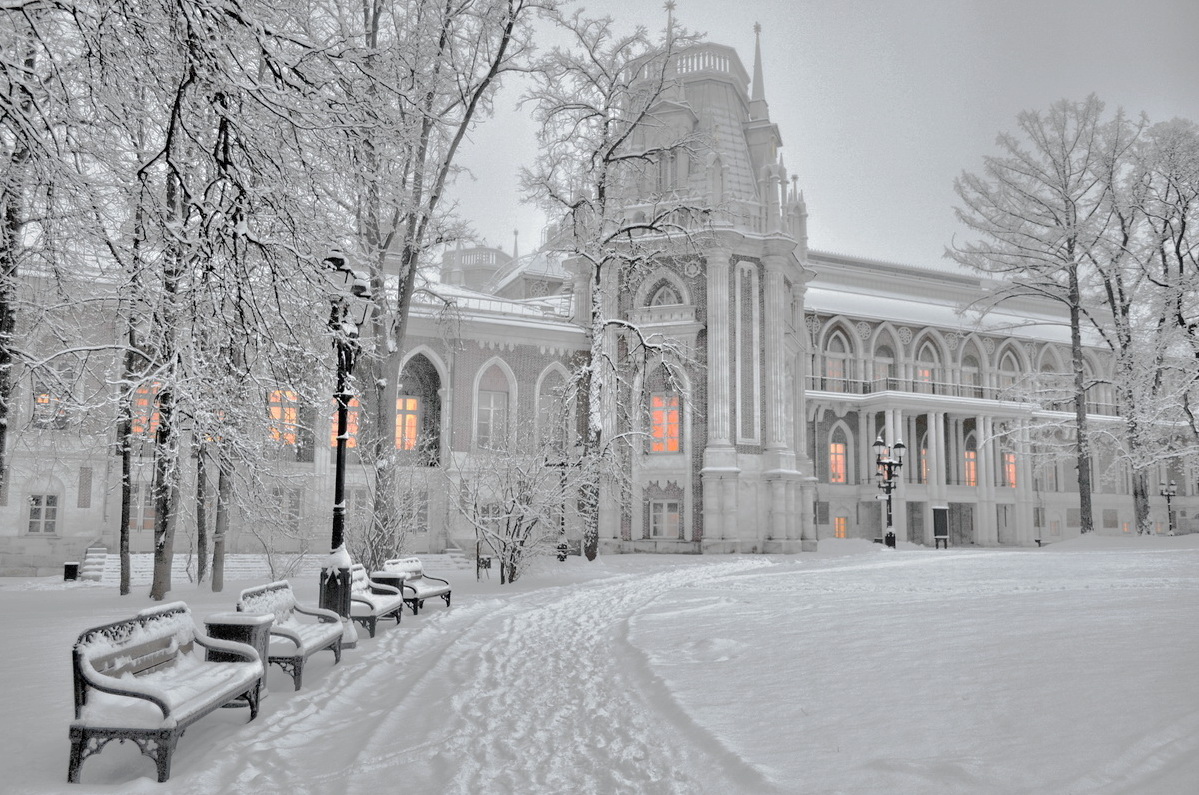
xmin=1003 ymin=452 xmax=1017 ymax=487
xmin=650 ymin=393 xmax=680 ymax=453
xmin=269 ymin=389 xmax=300 ymax=445
xmin=964 ymin=449 xmax=977 ymax=487
xmin=829 ymin=442 xmax=847 ymax=484
xmin=477 ymin=390 xmax=508 ymax=449
xmin=916 ymin=343 xmax=939 ymax=394
xmin=330 ymin=397 xmax=362 ymax=448
xmin=133 ymin=382 xmax=161 ymax=436
xmin=650 ymin=500 xmax=680 ymax=537
xmin=28 ymin=494 xmax=58 ymax=534
xmin=396 ymin=396 xmax=420 ymax=450
xmin=833 ymin=515 xmax=848 ymax=539
xmin=920 ymin=447 xmax=929 ymax=484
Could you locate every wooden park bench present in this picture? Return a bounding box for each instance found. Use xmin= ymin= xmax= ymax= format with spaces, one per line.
xmin=68 ymin=601 xmax=263 ymax=783
xmin=348 ymin=563 xmax=406 ymax=638
xmin=382 ymin=557 xmax=452 ymax=615
xmin=237 ymin=581 xmax=342 ymax=691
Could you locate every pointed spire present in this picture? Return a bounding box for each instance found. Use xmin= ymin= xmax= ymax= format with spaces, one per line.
xmin=665 ymin=1 xmax=676 ymax=49
xmin=749 ymin=23 xmax=770 ymax=120
xmin=513 ymin=228 xmax=520 ymax=261
xmin=751 ymin=22 xmax=765 ymax=102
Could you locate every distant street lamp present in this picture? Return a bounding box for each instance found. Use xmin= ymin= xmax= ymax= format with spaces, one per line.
xmin=319 ymin=254 xmax=372 ymax=641
xmin=874 ymin=435 xmax=905 ymax=548
xmin=1159 ymin=480 xmax=1178 ymax=536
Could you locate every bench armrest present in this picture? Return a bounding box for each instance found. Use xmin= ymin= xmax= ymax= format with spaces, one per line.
xmin=367 ymin=579 xmax=402 ymax=597
xmin=193 ymin=634 xmax=260 ymax=665
xmin=294 ymin=604 xmax=341 ymax=624
xmin=76 ymin=660 xmax=171 ymax=720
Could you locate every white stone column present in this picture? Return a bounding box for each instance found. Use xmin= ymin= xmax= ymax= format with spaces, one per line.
xmin=763 ymin=261 xmax=788 ymax=450
xmin=707 ymin=248 xmax=733 ymax=447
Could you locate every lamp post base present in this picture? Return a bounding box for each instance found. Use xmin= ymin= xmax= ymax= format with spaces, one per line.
xmin=319 ymin=566 xmax=358 ymax=650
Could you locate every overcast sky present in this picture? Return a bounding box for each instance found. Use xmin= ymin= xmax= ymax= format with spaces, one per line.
xmin=452 ymin=0 xmax=1199 ymax=268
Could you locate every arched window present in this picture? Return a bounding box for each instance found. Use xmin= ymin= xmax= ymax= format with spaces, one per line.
xmin=538 ymin=369 xmax=571 ymax=453
xmin=824 ymin=332 xmax=851 ymax=392
xmin=829 ymin=426 xmax=849 ymax=484
xmin=998 ymin=350 xmax=1021 ymax=393
xmin=872 ymin=344 xmax=895 ymax=386
xmin=476 ymin=364 xmax=510 ymax=450
xmin=961 ymin=352 xmax=982 ymax=398
xmin=397 ymin=353 xmax=442 ymax=465
xmin=915 ymin=342 xmax=940 ymax=394
xmin=964 ymin=432 xmax=978 ymax=487
xmin=649 ymin=284 xmax=682 ymax=306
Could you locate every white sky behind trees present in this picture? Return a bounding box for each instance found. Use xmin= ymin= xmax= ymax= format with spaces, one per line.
xmin=453 ymin=0 xmax=1199 ymax=268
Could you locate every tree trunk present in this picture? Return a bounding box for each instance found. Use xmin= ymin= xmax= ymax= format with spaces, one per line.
xmin=211 ymin=453 xmax=231 ymax=592
xmin=1068 ymin=270 xmax=1095 ymax=534
xmin=195 ymin=442 xmax=209 ymax=583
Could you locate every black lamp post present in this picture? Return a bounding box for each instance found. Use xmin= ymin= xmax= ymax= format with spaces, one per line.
xmin=1159 ymin=480 xmax=1177 ymax=536
xmin=319 ymin=254 xmax=372 ymax=639
xmin=874 ymin=435 xmax=905 ymax=548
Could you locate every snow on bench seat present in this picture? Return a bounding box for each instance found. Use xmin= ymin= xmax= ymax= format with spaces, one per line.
xmin=348 ymin=563 xmax=405 ymax=638
xmin=237 ymin=581 xmax=342 ymax=691
xmin=382 ymin=557 xmax=452 ymax=615
xmin=68 ymin=602 xmax=262 ymax=783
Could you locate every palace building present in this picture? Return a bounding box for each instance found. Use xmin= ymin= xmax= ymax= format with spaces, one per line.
xmin=1 ymin=34 xmax=1194 ymax=574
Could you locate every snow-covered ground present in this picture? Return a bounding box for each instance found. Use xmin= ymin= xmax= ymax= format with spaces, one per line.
xmin=2 ymin=536 xmax=1197 ymax=794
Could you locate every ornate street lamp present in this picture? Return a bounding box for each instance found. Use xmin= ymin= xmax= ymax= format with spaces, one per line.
xmin=1159 ymin=480 xmax=1177 ymax=536
xmin=319 ymin=253 xmax=372 ymax=643
xmin=874 ymin=435 xmax=905 ymax=548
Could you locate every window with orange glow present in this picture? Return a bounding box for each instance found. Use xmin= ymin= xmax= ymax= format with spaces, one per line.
xmin=964 ymin=449 xmax=977 ymax=487
xmin=396 ymin=396 xmax=420 ymax=450
xmin=269 ymin=389 xmax=300 ymax=445
xmin=829 ymin=442 xmax=847 ymax=483
xmin=834 ymin=516 xmax=848 ymax=539
xmin=920 ymin=448 xmax=929 ymax=484
xmin=1003 ymin=452 xmax=1017 ymax=487
xmin=650 ymin=393 xmax=680 ymax=453
xmin=132 ymin=383 xmax=161 ymax=436
xmin=330 ymin=397 xmax=362 ymax=448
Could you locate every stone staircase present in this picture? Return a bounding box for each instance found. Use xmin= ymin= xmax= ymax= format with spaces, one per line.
xmin=79 ymin=547 xmax=108 ymax=582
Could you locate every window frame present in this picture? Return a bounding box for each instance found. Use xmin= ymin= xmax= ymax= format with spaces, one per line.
xmin=649 ymin=392 xmax=681 ymax=454
xmin=28 ymin=493 xmax=60 ymax=535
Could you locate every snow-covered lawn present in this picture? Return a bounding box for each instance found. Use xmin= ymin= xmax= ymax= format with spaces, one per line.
xmin=2 ymin=536 xmax=1197 ymax=794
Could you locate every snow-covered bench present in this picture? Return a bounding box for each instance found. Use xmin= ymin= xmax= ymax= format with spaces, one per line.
xmin=382 ymin=557 xmax=452 ymax=615
xmin=348 ymin=563 xmax=406 ymax=638
xmin=237 ymin=581 xmax=342 ymax=691
xmin=68 ymin=602 xmax=263 ymax=783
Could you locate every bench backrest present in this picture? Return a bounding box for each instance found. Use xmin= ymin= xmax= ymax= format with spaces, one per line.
xmin=238 ymin=581 xmax=299 ymax=624
xmin=383 ymin=557 xmax=424 ymax=579
xmin=349 ymin=563 xmax=371 ymax=594
xmin=73 ymin=602 xmax=197 ymax=714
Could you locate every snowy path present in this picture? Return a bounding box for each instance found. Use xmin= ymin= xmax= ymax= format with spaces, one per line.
xmin=186 ymin=558 xmax=777 ymax=795
xmin=4 ymin=538 xmax=1198 ymax=794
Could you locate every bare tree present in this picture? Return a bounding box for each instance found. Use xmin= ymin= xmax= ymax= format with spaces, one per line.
xmin=521 ymin=10 xmax=710 ymax=558
xmin=950 ymin=96 xmax=1117 ymax=534
xmin=309 ymin=0 xmax=546 ymax=562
